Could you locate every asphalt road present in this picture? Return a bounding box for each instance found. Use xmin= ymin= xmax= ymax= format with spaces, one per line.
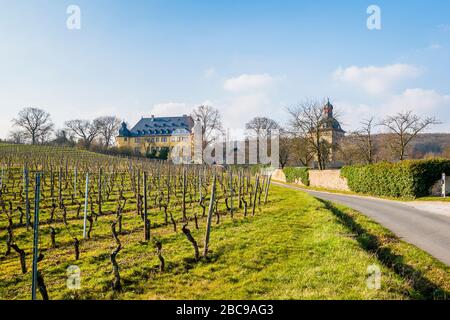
xmin=273 ymin=182 xmax=450 ymax=266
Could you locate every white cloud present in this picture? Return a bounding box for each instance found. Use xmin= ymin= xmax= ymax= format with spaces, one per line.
xmin=224 ymin=73 xmax=274 ymax=92
xmin=217 ymin=73 xmax=282 ymax=131
xmin=337 ymin=88 xmax=450 ymax=132
xmin=382 ymin=88 xmax=450 ymax=115
xmin=224 ymin=93 xmax=271 ymax=128
xmin=333 ymin=64 xmax=422 ymax=95
xmin=202 ymin=93 xmax=281 ymax=135
xmin=333 ymin=101 xmax=374 ymax=131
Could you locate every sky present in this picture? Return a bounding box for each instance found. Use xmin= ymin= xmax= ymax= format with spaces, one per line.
xmin=0 ymin=0 xmax=449 ymax=139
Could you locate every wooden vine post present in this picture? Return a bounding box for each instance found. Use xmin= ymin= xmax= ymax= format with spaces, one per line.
xmin=182 ymin=167 xmax=187 ymax=221
xmin=264 ymin=174 xmax=272 ymax=204
xmin=110 ymin=221 xmax=122 ymax=292
xmin=252 ymin=175 xmax=259 ymax=216
xmin=74 ymin=167 xmax=77 ymax=198
xmin=58 ymin=166 xmax=63 ymax=209
xmin=31 ymin=173 xmax=41 ymax=300
xmin=83 ymin=173 xmax=89 ymax=239
xmin=98 ymin=167 xmax=102 ymax=215
xmin=24 ymin=167 xmax=30 ymax=228
xmin=238 ymin=169 xmax=242 ymax=209
xmin=143 ymin=171 xmax=150 ymax=241
xmin=229 ymin=169 xmax=233 ymax=215
xmin=136 ymin=169 xmax=141 ymax=216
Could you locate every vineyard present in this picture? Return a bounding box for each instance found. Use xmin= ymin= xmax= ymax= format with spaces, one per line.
xmin=1 ymin=145 xmax=450 ymax=300
xmin=0 ymin=144 xmax=274 ymax=299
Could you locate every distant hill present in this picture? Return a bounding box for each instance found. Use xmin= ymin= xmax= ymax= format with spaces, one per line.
xmin=374 ymin=133 xmax=450 ymax=155
xmin=408 ymin=133 xmax=450 ymax=154
xmin=339 ymin=132 xmax=450 ymax=164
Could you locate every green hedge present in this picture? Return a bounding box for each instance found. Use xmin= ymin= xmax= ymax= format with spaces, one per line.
xmin=283 ymin=167 xmax=310 ymax=186
xmin=341 ymin=159 xmax=450 ymax=199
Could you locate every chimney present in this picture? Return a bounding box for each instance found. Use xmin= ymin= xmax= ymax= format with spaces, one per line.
xmin=151 ymin=115 xmax=155 ymax=121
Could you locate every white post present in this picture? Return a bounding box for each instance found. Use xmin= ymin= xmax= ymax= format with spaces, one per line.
xmin=443 ymin=173 xmax=446 ymax=198
xmin=83 ymin=173 xmax=89 ymax=239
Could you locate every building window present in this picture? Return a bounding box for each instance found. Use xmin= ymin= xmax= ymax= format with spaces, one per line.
xmin=162 ymin=137 xmax=167 ymax=142
xmin=155 ymin=137 xmax=160 ymax=142
xmin=124 ymin=137 xmax=128 ymax=142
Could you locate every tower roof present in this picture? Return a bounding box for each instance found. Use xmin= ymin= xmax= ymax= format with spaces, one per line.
xmin=320 ymin=100 xmax=345 ymax=133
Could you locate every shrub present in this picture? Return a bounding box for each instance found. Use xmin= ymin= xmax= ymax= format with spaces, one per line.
xmin=283 ymin=167 xmax=310 ymax=186
xmin=341 ymin=159 xmax=450 ymax=199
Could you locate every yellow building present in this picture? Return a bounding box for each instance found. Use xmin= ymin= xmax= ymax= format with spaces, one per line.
xmin=116 ymin=115 xmax=194 ymax=158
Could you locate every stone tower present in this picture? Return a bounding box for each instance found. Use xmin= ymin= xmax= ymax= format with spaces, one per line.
xmin=318 ymin=100 xmax=345 ymax=167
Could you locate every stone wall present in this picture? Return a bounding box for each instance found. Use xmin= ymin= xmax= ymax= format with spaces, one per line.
xmin=271 ymin=169 xmax=286 ymax=182
xmin=308 ymin=170 xmax=350 ymax=191
xmin=271 ymin=168 xmax=348 ymax=190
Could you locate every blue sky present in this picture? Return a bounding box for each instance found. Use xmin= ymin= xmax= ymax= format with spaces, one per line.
xmin=1 ymin=0 xmax=449 ymax=139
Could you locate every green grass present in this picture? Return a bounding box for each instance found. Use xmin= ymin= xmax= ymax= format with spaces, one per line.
xmin=415 ymin=197 xmax=450 ymax=202
xmin=1 ymin=185 xmax=449 ymax=300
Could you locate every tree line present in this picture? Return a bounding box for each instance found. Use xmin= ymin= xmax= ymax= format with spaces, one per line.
xmin=2 ymin=101 xmax=446 ymax=168
xmin=3 ymin=105 xmax=224 ymax=158
xmin=240 ymin=99 xmax=443 ymax=168
xmin=7 ymin=108 xmax=121 ymax=150
xmin=280 ymin=99 xmax=441 ymax=168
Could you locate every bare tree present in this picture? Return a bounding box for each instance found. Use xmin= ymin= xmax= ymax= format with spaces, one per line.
xmin=380 ymin=111 xmax=440 ymax=160
xmin=65 ymin=119 xmax=100 ymax=148
xmin=191 ymin=105 xmax=223 ymax=149
xmin=278 ymin=129 xmax=290 ymax=169
xmin=351 ymin=117 xmax=377 ymax=164
xmin=290 ymin=136 xmax=315 ymax=167
xmin=245 ymin=117 xmax=280 ymax=164
xmin=12 ymin=108 xmax=54 ymax=145
xmin=94 ymin=116 xmax=121 ymax=148
xmin=8 ymin=130 xmax=27 ymax=144
xmin=245 ymin=117 xmax=280 ymax=138
xmin=287 ymin=99 xmax=334 ymax=170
